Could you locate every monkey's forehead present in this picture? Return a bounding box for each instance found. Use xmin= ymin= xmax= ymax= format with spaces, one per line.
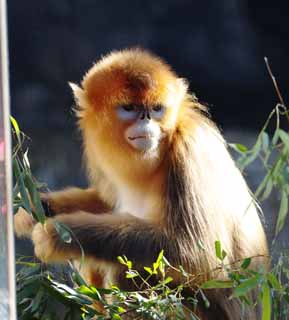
xmin=81 ymin=49 xmax=185 ymax=108
xmin=84 ymin=48 xmax=176 ymax=80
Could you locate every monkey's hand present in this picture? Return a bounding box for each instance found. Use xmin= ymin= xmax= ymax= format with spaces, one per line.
xmin=31 ymin=219 xmax=79 ymax=263
xmin=14 ymin=208 xmax=36 ymax=238
xmin=31 ymin=212 xmax=175 ymax=266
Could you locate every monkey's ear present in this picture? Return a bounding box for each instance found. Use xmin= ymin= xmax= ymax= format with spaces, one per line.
xmin=68 ymin=82 xmax=88 ymax=117
xmin=176 ymin=78 xmax=189 ymax=93
xmin=68 ymin=82 xmax=85 ymax=103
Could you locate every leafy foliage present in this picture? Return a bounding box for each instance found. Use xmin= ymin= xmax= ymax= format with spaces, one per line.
xmin=230 ymin=58 xmax=289 ymax=238
xmin=230 ymin=104 xmax=289 ymax=237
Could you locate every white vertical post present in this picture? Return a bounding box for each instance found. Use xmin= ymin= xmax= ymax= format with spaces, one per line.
xmin=0 ymin=0 xmax=17 ymax=318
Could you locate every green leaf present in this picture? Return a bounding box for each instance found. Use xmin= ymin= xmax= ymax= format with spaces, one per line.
xmin=266 ymin=273 xmax=282 ymax=291
xmin=156 ymin=250 xmax=164 ymax=264
xmin=201 ymin=280 xmax=234 ymax=289
xmin=239 ymin=137 xmax=262 ymax=170
xmin=271 ymin=154 xmax=287 ymax=182
xmin=10 ymin=116 xmax=21 ymax=146
xmin=126 ymin=260 xmax=132 ymax=269
xmin=262 ymin=282 xmax=271 ymax=320
xmin=187 ymin=297 xmax=198 ymax=307
xmin=214 ymin=241 xmax=226 ymax=261
xmin=275 ymin=190 xmax=288 ymax=236
xmin=77 ymin=286 xmax=104 ymax=301
xmin=31 ymin=288 xmax=44 ymax=313
xmin=162 ymin=276 xmax=173 ymax=285
xmin=260 ymin=178 xmax=273 ymax=201
xmin=230 ymin=143 xmax=248 ymax=153
xmin=24 ymin=172 xmax=46 ymax=224
xmin=272 ymin=129 xmax=280 ymax=146
xmin=199 ymin=290 xmax=210 ymax=308
xmin=153 ymin=250 xmax=164 ymax=272
xmin=125 ymin=270 xmax=138 ymax=279
xmin=72 ymin=270 xmax=87 ymax=287
xmin=196 ymin=240 xmax=205 ymax=251
xmin=53 ymin=221 xmax=72 ymax=243
xmin=13 ymin=158 xmax=32 ymax=214
xmin=241 ymin=258 xmax=251 ymax=269
xmin=279 ymin=129 xmax=289 ymax=149
xmin=117 ymin=306 xmax=126 ymax=313
xmin=117 ymin=256 xmax=132 ymax=269
xmin=144 ymin=267 xmax=153 ymax=275
xmin=255 ymin=170 xmax=273 ymax=200
xmin=261 ymin=132 xmax=270 ymax=153
xmin=179 ymin=265 xmax=189 ymax=278
xmin=239 ymin=295 xmax=252 ymax=306
xmin=117 ymin=256 xmax=126 ymax=265
xmin=215 ymin=241 xmax=222 ymax=260
xmin=233 ymin=275 xmax=261 ymax=297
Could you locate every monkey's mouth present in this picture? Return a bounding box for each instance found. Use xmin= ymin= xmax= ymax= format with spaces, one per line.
xmin=128 ymin=135 xmax=150 ymax=140
xmin=127 ymin=134 xmax=158 ymax=152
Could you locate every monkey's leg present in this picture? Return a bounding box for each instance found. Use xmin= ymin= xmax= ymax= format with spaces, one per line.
xmin=73 ymin=261 xmax=107 ymax=314
xmin=40 ymin=188 xmax=111 ymax=216
xmin=31 ymin=212 xmax=175 ymax=265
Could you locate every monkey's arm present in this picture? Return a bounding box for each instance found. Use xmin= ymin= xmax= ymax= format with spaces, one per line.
xmin=32 ymin=212 xmax=175 ymax=265
xmin=14 ymin=188 xmax=111 ymax=238
xmin=41 ymin=188 xmax=111 ymax=216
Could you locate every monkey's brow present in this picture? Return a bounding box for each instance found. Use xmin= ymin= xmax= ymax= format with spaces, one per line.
xmin=122 ymin=103 xmax=161 ymax=109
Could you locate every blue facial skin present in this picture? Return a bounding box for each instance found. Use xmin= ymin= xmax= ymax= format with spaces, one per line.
xmin=116 ymin=105 xmax=165 ymax=121
xmin=116 ymin=105 xmax=139 ymax=121
xmin=150 ymin=105 xmax=165 ymax=120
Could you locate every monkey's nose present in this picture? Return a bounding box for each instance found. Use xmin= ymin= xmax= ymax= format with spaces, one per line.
xmin=139 ymin=110 xmax=151 ymax=120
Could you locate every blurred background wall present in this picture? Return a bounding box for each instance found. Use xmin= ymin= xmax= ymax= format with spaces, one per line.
xmin=7 ymin=0 xmax=289 ymax=250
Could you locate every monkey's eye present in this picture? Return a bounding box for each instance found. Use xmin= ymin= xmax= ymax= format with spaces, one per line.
xmin=151 ymin=105 xmax=165 ymax=119
xmin=116 ymin=105 xmax=138 ymax=121
xmin=152 ymin=105 xmax=163 ymax=112
xmin=122 ymin=105 xmax=135 ymax=112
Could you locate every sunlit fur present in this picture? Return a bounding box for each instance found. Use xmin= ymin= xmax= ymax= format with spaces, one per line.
xmin=15 ymin=48 xmax=269 ymax=319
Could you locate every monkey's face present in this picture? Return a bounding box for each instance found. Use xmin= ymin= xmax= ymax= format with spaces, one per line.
xmin=76 ymin=49 xmax=188 ymax=169
xmin=78 ymin=77 xmax=185 ymax=162
xmin=115 ymin=104 xmax=164 ymax=152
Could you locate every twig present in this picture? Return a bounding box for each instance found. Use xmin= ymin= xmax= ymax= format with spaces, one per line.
xmin=264 ymin=57 xmax=289 ymax=122
xmin=264 ymin=57 xmax=285 ymax=107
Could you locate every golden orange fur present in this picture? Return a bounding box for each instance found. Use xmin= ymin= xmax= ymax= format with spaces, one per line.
xmin=15 ymin=48 xmax=269 ymax=319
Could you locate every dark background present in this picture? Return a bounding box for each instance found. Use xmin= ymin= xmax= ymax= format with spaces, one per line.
xmin=8 ymin=0 xmax=289 ymax=133
xmin=7 ymin=0 xmax=289 ymax=248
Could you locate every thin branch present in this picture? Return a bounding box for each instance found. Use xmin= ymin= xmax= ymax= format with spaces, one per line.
xmin=264 ymin=57 xmax=285 ymax=106
xmin=264 ymin=57 xmax=289 ymax=122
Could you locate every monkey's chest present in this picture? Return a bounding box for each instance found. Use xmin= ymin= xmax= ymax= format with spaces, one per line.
xmin=114 ymin=188 xmax=154 ymax=220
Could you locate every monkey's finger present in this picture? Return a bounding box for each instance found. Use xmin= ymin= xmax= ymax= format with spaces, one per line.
xmin=14 ymin=207 xmax=36 ymax=238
